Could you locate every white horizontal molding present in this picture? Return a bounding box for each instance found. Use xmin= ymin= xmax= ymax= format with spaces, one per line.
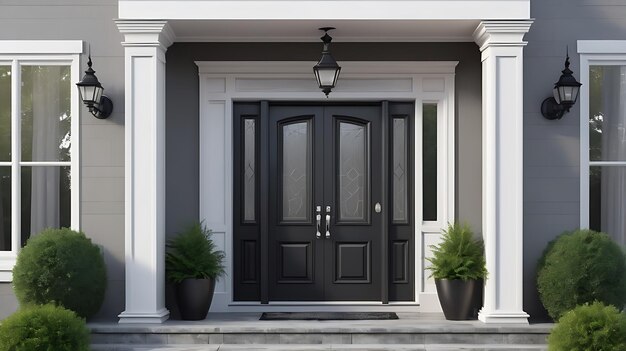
xmin=578 ymin=40 xmax=626 ymax=54
xmin=0 ymin=40 xmax=83 ymax=54
xmin=196 ymin=61 xmax=459 ymax=75
xmin=0 ymin=253 xmax=17 ymax=282
xmin=119 ymin=1 xmax=530 ymax=20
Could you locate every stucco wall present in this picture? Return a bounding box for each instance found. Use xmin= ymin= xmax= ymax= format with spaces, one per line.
xmin=0 ymin=0 xmax=125 ymax=320
xmin=523 ymin=0 xmax=626 ymax=321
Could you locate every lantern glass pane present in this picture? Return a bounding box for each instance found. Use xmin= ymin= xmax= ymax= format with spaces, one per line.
xmin=316 ymin=68 xmax=337 ymax=87
xmin=562 ymin=86 xmax=576 ymax=102
xmin=93 ymin=85 xmax=103 ymax=107
xmin=82 ymin=85 xmax=97 ymax=104
xmin=553 ymin=87 xmax=561 ymax=104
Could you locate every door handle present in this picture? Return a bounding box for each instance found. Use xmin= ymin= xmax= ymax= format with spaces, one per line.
xmin=316 ymin=206 xmax=322 ymax=239
xmin=325 ymin=206 xmax=331 ymax=238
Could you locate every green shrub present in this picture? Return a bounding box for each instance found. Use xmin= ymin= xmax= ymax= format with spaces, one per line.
xmin=0 ymin=304 xmax=90 ymax=351
xmin=548 ymin=302 xmax=626 ymax=351
xmin=166 ymin=222 xmax=225 ymax=283
xmin=12 ymin=227 xmax=107 ymax=319
xmin=537 ymin=229 xmax=626 ymax=320
xmin=427 ymin=223 xmax=487 ymax=280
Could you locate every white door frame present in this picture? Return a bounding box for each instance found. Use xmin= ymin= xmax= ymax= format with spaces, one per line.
xmin=197 ymin=61 xmax=456 ymax=312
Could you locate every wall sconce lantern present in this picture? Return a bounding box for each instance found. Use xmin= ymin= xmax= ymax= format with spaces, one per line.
xmin=76 ymin=55 xmax=113 ymax=119
xmin=313 ymin=27 xmax=341 ymax=97
xmin=541 ymin=52 xmax=582 ymax=120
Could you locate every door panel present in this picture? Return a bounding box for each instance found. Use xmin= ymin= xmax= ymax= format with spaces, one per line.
xmin=268 ymin=107 xmax=324 ymax=301
xmin=323 ymin=106 xmax=382 ymax=301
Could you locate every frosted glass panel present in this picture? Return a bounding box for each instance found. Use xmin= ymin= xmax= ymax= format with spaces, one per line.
xmin=21 ymin=66 xmax=72 ymax=162
xmin=589 ymin=66 xmax=626 ymax=162
xmin=338 ymin=122 xmax=368 ymax=222
xmin=0 ymin=66 xmax=10 ymax=162
xmin=282 ymin=121 xmax=311 ymax=222
xmin=423 ymin=104 xmax=437 ymax=221
xmin=393 ymin=118 xmax=408 ymax=223
xmin=243 ymin=118 xmax=256 ymax=222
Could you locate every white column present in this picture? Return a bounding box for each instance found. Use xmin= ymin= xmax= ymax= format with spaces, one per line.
xmin=116 ymin=20 xmax=175 ymax=324
xmin=473 ymin=20 xmax=533 ymax=324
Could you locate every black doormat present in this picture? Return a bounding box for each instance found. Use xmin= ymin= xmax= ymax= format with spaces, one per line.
xmin=259 ymin=312 xmax=399 ymax=321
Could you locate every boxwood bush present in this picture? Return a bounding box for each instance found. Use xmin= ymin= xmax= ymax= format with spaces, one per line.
xmin=0 ymin=304 xmax=90 ymax=351
xmin=548 ymin=302 xmax=626 ymax=351
xmin=537 ymin=229 xmax=626 ymax=320
xmin=12 ymin=228 xmax=107 ymax=318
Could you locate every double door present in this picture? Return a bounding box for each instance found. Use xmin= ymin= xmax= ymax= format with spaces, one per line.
xmin=268 ymin=105 xmax=382 ymax=301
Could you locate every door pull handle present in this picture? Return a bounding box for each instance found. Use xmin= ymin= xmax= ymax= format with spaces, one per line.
xmin=315 ymin=206 xmax=322 ymax=239
xmin=325 ymin=206 xmax=331 ymax=238
xmin=316 ymin=214 xmax=322 ymax=239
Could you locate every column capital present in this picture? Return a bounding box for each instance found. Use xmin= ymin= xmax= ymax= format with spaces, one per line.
xmin=115 ymin=20 xmax=176 ymax=50
xmin=473 ymin=20 xmax=534 ymax=52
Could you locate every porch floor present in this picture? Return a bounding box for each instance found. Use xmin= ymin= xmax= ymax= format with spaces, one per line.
xmin=90 ymin=313 xmax=552 ymax=350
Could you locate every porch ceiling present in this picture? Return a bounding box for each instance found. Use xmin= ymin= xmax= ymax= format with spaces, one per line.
xmin=168 ymin=20 xmax=481 ymax=42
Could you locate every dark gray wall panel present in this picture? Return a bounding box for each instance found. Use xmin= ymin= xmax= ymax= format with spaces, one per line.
xmin=165 ymin=41 xmax=483 ymax=231
xmin=524 ymin=0 xmax=626 ymax=321
xmin=165 ymin=41 xmax=482 ymax=311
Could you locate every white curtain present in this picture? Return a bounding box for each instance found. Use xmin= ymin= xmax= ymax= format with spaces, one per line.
xmin=601 ymin=66 xmax=626 ymax=247
xmin=30 ymin=66 xmax=60 ymax=236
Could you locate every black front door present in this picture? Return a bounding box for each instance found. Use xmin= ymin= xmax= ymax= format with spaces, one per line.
xmin=268 ymin=105 xmax=382 ymax=301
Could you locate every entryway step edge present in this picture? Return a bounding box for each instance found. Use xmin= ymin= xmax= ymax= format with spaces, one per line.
xmin=91 ymin=344 xmax=548 ymax=351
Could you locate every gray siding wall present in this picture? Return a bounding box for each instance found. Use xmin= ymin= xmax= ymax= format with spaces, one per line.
xmin=523 ymin=0 xmax=626 ymax=321
xmin=0 ymin=0 xmax=125 ymax=320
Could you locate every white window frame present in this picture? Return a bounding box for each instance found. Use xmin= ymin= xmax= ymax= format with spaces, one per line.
xmin=0 ymin=40 xmax=82 ymax=282
xmin=578 ymin=40 xmax=626 ymax=229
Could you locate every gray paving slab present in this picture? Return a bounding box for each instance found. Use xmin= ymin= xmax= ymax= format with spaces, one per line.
xmin=91 ymin=344 xmax=548 ymax=351
xmin=89 ymin=313 xmax=553 ymax=334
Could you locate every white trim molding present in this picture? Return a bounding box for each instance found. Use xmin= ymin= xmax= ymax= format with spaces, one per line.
xmin=0 ymin=40 xmax=82 ymax=282
xmin=577 ymin=40 xmax=626 ymax=230
xmin=473 ymin=20 xmax=532 ymax=324
xmin=119 ymin=0 xmax=530 ymax=21
xmin=116 ymin=20 xmax=174 ymax=324
xmin=198 ymin=60 xmax=456 ymax=313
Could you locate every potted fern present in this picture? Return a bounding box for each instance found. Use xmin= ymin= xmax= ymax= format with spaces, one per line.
xmin=427 ymin=223 xmax=487 ymax=320
xmin=166 ymin=222 xmax=225 ymax=320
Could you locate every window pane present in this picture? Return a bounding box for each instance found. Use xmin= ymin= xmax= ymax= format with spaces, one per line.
xmin=21 ymin=166 xmax=71 ymax=245
xmin=0 ymin=66 xmax=10 ymax=162
xmin=243 ymin=118 xmax=256 ymax=222
xmin=0 ymin=168 xmax=10 ymax=251
xmin=589 ymin=166 xmax=626 ymax=246
xmin=589 ymin=66 xmax=626 ymax=162
xmin=338 ymin=121 xmax=368 ymax=222
xmin=423 ymin=104 xmax=437 ymax=221
xmin=393 ymin=117 xmax=408 ymax=223
xmin=282 ymin=121 xmax=311 ymax=222
xmin=21 ymin=66 xmax=72 ymax=162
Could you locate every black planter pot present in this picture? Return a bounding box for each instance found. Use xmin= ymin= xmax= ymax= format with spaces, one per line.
xmin=175 ymin=278 xmax=215 ymax=320
xmin=435 ymin=279 xmax=483 ymax=320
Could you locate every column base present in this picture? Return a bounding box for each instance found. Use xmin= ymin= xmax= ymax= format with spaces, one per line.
xmin=118 ymin=308 xmax=170 ymax=324
xmin=478 ymin=310 xmax=529 ymax=324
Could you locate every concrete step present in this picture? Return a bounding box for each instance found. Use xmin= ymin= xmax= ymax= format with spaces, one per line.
xmin=91 ymin=344 xmax=548 ymax=351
